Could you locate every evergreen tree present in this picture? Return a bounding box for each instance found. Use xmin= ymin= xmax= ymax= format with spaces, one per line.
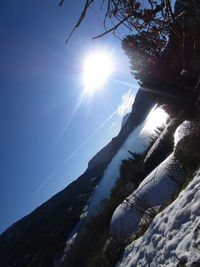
xmin=61 ymin=0 xmax=200 ymax=116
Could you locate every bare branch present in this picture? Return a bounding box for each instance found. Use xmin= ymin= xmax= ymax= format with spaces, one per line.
xmin=65 ymin=0 xmax=93 ymax=44
xmin=93 ymin=15 xmax=132 ymax=39
xmin=103 ymin=0 xmax=111 ymax=30
xmin=63 ymin=0 xmax=172 ymax=42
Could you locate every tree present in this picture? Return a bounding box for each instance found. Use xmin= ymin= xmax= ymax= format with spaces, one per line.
xmin=122 ymin=31 xmax=168 ymax=82
xmin=60 ymin=0 xmax=174 ymax=42
xmin=60 ymin=0 xmax=200 ymax=117
xmin=121 ymin=1 xmax=200 ymax=118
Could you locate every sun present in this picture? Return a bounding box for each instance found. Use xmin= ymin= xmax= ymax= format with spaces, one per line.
xmin=82 ymin=51 xmax=113 ymax=94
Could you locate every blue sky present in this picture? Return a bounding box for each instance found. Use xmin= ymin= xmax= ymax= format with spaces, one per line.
xmin=0 ymin=0 xmax=138 ymax=233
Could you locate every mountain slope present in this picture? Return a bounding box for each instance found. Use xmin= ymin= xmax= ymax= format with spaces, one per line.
xmin=0 ymin=163 xmax=106 ymax=267
xmin=88 ymin=105 xmax=168 ymax=215
xmin=118 ymin=170 xmax=200 ymax=267
xmin=0 ymin=88 xmax=155 ymax=267
xmin=87 ymin=88 xmax=155 ymax=170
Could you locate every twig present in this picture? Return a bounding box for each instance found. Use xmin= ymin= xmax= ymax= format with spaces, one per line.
xmin=65 ymin=0 xmax=93 ymax=44
xmin=93 ymin=15 xmax=132 ymax=39
xmin=103 ymin=0 xmax=111 ymax=31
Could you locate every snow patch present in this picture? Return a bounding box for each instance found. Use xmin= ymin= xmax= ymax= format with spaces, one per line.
xmin=118 ymin=171 xmax=200 ymax=267
xmin=174 ymin=120 xmax=191 ymax=146
xmin=110 ymin=154 xmax=184 ymax=242
xmin=80 ymin=204 xmax=89 ymax=220
xmin=60 ymin=233 xmax=77 ymax=263
xmin=88 ymin=106 xmax=168 ymax=215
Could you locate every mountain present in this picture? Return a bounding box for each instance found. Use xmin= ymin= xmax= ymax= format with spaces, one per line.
xmin=1 ymin=84 xmax=199 ymax=267
xmin=87 ymin=88 xmax=155 ymax=170
xmin=0 ymin=162 xmax=107 ymax=267
xmin=121 ymin=112 xmax=130 ymax=128
xmin=0 ymin=88 xmax=155 ymax=267
xmin=87 ymin=105 xmax=168 ymax=215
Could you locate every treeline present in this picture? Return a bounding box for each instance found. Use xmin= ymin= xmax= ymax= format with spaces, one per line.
xmin=60 ymin=129 xmax=164 ymax=267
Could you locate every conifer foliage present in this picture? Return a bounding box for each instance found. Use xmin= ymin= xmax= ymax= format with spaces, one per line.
xmin=62 ymin=0 xmax=200 ymax=117
xmin=120 ymin=1 xmax=200 ymax=118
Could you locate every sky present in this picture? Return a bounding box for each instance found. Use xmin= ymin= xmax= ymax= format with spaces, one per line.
xmin=0 ymin=0 xmax=139 ymax=234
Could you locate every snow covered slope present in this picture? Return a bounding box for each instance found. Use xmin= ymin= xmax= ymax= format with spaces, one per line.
xmin=0 ymin=88 xmax=155 ymax=267
xmin=118 ymin=170 xmax=200 ymax=267
xmin=174 ymin=120 xmax=191 ymax=146
xmin=88 ymin=106 xmax=168 ymax=215
xmin=110 ymin=154 xmax=185 ymax=242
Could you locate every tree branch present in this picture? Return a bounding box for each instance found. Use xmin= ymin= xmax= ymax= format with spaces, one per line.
xmin=65 ymin=0 xmax=93 ymax=44
xmin=92 ymin=15 xmax=132 ymax=39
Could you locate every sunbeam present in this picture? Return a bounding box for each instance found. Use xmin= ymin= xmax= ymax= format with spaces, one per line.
xmin=110 ymin=78 xmax=139 ymax=89
xmin=56 ymin=92 xmax=86 ymax=143
xmin=65 ymin=110 xmax=118 ymax=164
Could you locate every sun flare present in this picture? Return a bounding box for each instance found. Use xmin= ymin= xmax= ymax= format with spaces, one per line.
xmin=83 ymin=51 xmax=113 ymax=94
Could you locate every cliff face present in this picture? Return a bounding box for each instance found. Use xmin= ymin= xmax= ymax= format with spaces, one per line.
xmin=0 ymin=88 xmax=155 ymax=267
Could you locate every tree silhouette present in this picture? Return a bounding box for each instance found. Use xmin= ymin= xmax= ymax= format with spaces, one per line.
xmin=120 ymin=1 xmax=200 ymax=117
xmin=60 ymin=0 xmax=174 ymax=42
xmin=60 ymin=0 xmax=200 ymax=117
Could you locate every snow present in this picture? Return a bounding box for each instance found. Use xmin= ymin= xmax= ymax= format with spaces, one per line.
xmin=80 ymin=204 xmax=89 ymax=219
xmin=87 ymin=106 xmax=168 ymax=215
xmin=118 ymin=170 xmax=200 ymax=267
xmin=174 ymin=120 xmax=191 ymax=146
xmin=110 ymin=154 xmax=185 ymax=242
xmin=60 ymin=233 xmax=77 ymax=263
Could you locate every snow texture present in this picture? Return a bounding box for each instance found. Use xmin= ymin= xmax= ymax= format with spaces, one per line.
xmin=174 ymin=120 xmax=191 ymax=147
xmin=118 ymin=170 xmax=200 ymax=267
xmin=110 ymin=154 xmax=184 ymax=242
xmin=88 ymin=106 xmax=168 ymax=215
